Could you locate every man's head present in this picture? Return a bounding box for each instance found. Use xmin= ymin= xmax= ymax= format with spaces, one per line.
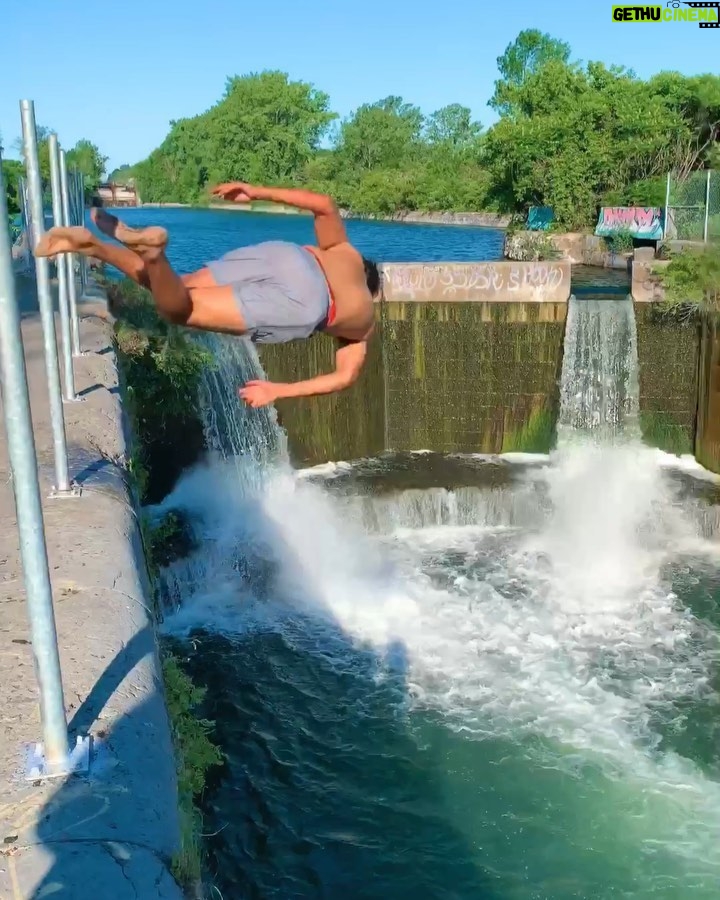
xmin=363 ymin=257 xmax=381 ymax=298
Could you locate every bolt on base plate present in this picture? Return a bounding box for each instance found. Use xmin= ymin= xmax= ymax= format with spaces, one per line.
xmin=24 ymin=735 xmax=91 ymax=781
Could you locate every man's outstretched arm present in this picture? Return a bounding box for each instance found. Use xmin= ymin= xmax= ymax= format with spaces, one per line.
xmin=212 ymin=182 xmax=348 ymax=250
xmin=239 ymin=339 xmax=368 ymax=408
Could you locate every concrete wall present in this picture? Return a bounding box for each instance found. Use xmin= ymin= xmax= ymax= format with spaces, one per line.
xmin=261 ymin=301 xmax=567 ymax=466
xmin=635 ymin=304 xmax=699 ymax=455
xmin=0 ymin=280 xmax=183 ymax=898
xmin=696 ymin=316 xmax=720 ymax=472
xmin=632 ymin=259 xmax=668 ymax=303
xmin=381 ymin=260 xmax=571 ymax=304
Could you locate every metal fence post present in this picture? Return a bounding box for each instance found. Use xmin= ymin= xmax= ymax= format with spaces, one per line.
xmin=60 ymin=150 xmax=81 ymax=355
xmin=71 ymin=170 xmax=89 ymax=294
xmin=20 ymin=100 xmax=73 ymax=496
xmin=48 ymin=135 xmax=77 ymax=401
xmin=704 ymin=169 xmax=711 ymax=244
xmin=663 ymin=171 xmax=671 ymax=240
xmin=0 ymin=151 xmax=74 ymax=778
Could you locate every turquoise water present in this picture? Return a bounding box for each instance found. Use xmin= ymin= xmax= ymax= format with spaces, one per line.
xmin=145 ymin=214 xmax=720 ymax=899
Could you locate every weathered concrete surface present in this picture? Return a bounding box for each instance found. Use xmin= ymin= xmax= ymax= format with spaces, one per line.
xmin=381 ymin=260 xmax=571 ymax=303
xmin=262 ymin=301 xmax=567 ymax=465
xmin=696 ymin=316 xmax=720 ymax=473
xmin=632 ymin=259 xmax=668 ymax=303
xmin=635 ymin=303 xmax=700 ymax=455
xmin=372 ymin=210 xmax=511 ymax=228
xmin=0 ymin=277 xmax=183 ymax=898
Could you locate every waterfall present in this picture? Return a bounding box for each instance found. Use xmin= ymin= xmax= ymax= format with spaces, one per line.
xmin=557 ymin=295 xmax=641 ymax=443
xmin=196 ymin=333 xmax=288 ymax=478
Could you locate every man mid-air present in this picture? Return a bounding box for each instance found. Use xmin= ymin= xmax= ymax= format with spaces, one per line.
xmin=34 ymin=182 xmax=380 ymax=408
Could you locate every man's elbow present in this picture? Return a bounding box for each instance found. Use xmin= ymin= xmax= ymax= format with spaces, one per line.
xmin=336 ymin=367 xmax=362 ymax=391
xmin=317 ymin=194 xmax=339 ymax=216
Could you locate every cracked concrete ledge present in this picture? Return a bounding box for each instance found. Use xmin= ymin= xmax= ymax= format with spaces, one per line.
xmin=0 ymin=276 xmax=184 ymax=899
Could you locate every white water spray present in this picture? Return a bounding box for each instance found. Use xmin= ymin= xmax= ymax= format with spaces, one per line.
xmin=156 ymin=308 xmax=720 ymax=888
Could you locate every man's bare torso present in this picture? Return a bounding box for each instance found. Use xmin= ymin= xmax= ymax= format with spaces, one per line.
xmin=309 ymin=244 xmax=375 ymax=341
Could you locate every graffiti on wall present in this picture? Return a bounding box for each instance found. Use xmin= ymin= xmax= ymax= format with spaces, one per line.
xmin=383 ymin=262 xmax=568 ymax=301
xmin=595 ymin=207 xmax=664 ymax=240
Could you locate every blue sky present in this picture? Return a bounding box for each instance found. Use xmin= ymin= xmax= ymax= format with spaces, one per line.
xmin=2 ymin=0 xmax=717 ymax=173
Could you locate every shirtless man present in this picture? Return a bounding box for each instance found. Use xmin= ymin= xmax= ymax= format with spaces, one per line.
xmin=34 ymin=182 xmax=380 ymax=408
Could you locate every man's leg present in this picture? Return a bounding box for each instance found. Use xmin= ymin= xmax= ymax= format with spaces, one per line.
xmin=34 ymin=226 xmax=149 ymax=286
xmin=98 ymin=214 xmax=247 ymax=333
xmin=35 ymin=223 xmax=235 ymax=329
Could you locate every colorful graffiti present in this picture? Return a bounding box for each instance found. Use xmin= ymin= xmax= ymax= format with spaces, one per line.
xmin=595 ymin=207 xmax=664 ymax=240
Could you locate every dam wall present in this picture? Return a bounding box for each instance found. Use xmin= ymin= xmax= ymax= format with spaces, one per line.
xmin=261 ymin=261 xmax=571 ymax=466
xmin=261 ymin=260 xmax=709 ymax=469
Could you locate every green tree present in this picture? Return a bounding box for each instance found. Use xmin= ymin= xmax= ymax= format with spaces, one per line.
xmin=425 ymin=104 xmax=482 ymax=150
xmin=134 ymin=71 xmax=335 ymax=204
xmin=485 ymin=59 xmax=690 ymax=228
xmin=335 ymin=96 xmax=424 ymax=173
xmin=490 ymin=29 xmax=572 ymax=116
xmin=66 ymin=139 xmax=108 ymax=198
xmin=2 ymin=158 xmax=24 ymax=216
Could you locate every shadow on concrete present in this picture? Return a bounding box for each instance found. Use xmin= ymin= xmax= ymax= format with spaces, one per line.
xmin=77 ymin=383 xmax=120 ymax=399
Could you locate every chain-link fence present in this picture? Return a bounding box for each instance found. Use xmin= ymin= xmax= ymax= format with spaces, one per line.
xmin=665 ymin=170 xmax=720 ymax=242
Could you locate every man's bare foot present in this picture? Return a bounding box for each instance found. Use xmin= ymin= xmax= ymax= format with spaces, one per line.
xmin=90 ymin=207 xmax=167 ymax=260
xmin=91 ymin=207 xmax=120 ymax=239
xmin=34 ymin=227 xmax=98 ymax=258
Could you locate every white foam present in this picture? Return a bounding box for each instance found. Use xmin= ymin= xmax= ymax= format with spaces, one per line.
xmin=158 ymin=441 xmax=720 ymax=878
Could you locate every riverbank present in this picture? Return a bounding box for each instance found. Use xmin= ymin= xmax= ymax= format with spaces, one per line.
xmin=0 ymin=276 xmax=184 ymax=899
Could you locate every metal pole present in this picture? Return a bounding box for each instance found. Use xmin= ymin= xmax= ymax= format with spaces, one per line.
xmin=703 ymin=169 xmax=711 ymax=244
xmin=0 ymin=149 xmax=70 ymax=773
xmin=48 ymin=135 xmax=77 ymax=400
xmin=20 ymin=100 xmax=72 ymax=494
xmin=74 ymin=170 xmax=89 ymax=294
xmin=663 ymin=171 xmax=671 ymax=240
xmin=60 ymin=151 xmax=81 ymax=355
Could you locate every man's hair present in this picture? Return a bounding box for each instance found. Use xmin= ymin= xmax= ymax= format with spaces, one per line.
xmin=363 ymin=257 xmax=381 ymax=298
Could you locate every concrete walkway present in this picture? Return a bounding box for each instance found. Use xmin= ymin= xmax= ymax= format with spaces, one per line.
xmin=0 ymin=277 xmax=183 ymax=898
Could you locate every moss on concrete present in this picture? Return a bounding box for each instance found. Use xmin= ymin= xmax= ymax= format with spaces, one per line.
xmin=634 ymin=302 xmax=699 ymax=456
xmin=108 ymin=276 xmax=211 ymax=504
xmin=262 ymin=301 xmax=566 ymax=465
xmin=160 ymin=649 xmax=224 ymax=893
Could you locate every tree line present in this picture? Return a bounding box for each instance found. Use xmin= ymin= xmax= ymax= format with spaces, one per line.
xmin=5 ymin=30 xmax=720 ymax=232
xmin=2 ymin=128 xmax=107 ymax=226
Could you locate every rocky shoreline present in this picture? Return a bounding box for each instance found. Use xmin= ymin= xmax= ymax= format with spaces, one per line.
xmin=348 ymin=210 xmax=511 ymax=228
xmin=138 ymin=201 xmax=510 ymax=228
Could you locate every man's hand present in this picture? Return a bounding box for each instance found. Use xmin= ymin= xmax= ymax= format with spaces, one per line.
xmin=239 ymin=380 xmax=282 ymax=408
xmin=211 ymin=182 xmax=258 ymax=203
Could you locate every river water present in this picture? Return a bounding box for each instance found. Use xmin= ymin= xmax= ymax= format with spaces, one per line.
xmin=139 ymin=211 xmax=719 ymax=899
xmin=95 ymin=207 xmax=505 ymax=269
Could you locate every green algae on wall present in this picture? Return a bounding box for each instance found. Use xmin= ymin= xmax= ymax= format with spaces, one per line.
xmin=259 ymin=306 xmax=385 ymax=466
xmin=261 ymin=302 xmax=566 ymax=466
xmin=383 ymin=301 xmax=566 ymax=456
xmin=634 ymin=303 xmax=699 ymax=456
xmin=696 ymin=315 xmax=720 ymax=473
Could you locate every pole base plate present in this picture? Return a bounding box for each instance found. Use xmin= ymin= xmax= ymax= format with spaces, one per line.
xmin=24 ymin=734 xmax=91 ymax=781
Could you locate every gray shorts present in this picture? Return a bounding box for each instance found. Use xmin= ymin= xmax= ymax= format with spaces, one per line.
xmin=207 ymin=240 xmax=330 ymax=344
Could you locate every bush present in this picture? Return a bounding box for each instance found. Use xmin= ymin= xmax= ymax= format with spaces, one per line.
xmin=504 ymin=230 xmax=562 ymax=261
xmin=161 ymin=649 xmax=224 ymax=891
xmin=656 ymin=243 xmax=720 ymax=319
xmin=602 ymin=228 xmax=634 ymax=255
xmin=109 ymin=277 xmax=211 ymax=503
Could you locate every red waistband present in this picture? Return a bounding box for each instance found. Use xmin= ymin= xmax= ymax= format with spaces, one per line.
xmin=303 ymin=245 xmax=336 ymax=325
